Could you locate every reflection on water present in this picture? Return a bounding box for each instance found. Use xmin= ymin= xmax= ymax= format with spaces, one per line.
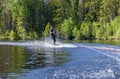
xmin=25 ymin=47 xmax=69 ymax=68
xmin=0 ymin=45 xmax=69 ymax=79
xmin=0 ymin=45 xmax=25 ymax=79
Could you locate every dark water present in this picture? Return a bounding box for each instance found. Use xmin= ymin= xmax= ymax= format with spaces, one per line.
xmin=0 ymin=45 xmax=69 ymax=79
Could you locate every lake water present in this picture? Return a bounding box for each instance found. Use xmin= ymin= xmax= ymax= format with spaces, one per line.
xmin=78 ymin=39 xmax=120 ymax=45
xmin=1 ymin=40 xmax=120 ymax=79
xmin=0 ymin=43 xmax=69 ymax=79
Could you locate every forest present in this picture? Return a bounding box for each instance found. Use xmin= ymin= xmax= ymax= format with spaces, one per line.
xmin=0 ymin=0 xmax=120 ymax=40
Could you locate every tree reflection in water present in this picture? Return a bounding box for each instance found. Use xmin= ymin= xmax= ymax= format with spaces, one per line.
xmin=0 ymin=45 xmax=26 ymax=79
xmin=25 ymin=46 xmax=69 ymax=69
xmin=0 ymin=45 xmax=69 ymax=79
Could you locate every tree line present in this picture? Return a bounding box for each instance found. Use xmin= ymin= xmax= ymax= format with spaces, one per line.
xmin=0 ymin=0 xmax=120 ymax=40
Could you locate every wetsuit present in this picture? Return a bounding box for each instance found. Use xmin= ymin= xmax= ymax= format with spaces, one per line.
xmin=50 ymin=28 xmax=56 ymax=44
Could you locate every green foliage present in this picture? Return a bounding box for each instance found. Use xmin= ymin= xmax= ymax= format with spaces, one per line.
xmin=110 ymin=17 xmax=120 ymax=38
xmin=16 ymin=25 xmax=26 ymax=40
xmin=80 ymin=22 xmax=92 ymax=38
xmin=110 ymin=17 xmax=120 ymax=36
xmin=43 ymin=23 xmax=51 ymax=37
xmin=9 ymin=30 xmax=15 ymax=40
xmin=29 ymin=31 xmax=38 ymax=39
xmin=51 ymin=0 xmax=63 ymax=24
xmin=104 ymin=23 xmax=113 ymax=39
xmin=0 ymin=28 xmax=2 ymax=36
xmin=92 ymin=22 xmax=100 ymax=37
xmin=72 ymin=27 xmax=80 ymax=39
xmin=4 ymin=31 xmax=10 ymax=38
xmin=60 ymin=17 xmax=75 ymax=38
xmin=16 ymin=16 xmax=26 ymax=40
xmin=115 ymin=30 xmax=120 ymax=38
xmin=96 ymin=27 xmax=103 ymax=39
xmin=0 ymin=0 xmax=120 ymax=40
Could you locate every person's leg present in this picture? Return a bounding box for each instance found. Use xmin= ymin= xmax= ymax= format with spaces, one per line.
xmin=52 ymin=35 xmax=56 ymax=44
xmin=51 ymin=34 xmax=56 ymax=44
xmin=53 ymin=37 xmax=56 ymax=44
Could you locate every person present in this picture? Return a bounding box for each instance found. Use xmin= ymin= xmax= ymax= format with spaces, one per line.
xmin=50 ymin=26 xmax=56 ymax=44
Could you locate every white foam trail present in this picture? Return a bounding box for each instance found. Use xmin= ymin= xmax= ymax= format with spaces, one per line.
xmin=32 ymin=40 xmax=77 ymax=48
xmin=0 ymin=41 xmax=77 ymax=48
xmin=0 ymin=42 xmax=33 ymax=46
xmin=79 ymin=44 xmax=120 ymax=62
xmin=86 ymin=46 xmax=120 ymax=52
xmin=42 ymin=42 xmax=77 ymax=48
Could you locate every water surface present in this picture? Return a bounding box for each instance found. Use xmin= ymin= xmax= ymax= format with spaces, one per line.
xmin=0 ymin=45 xmax=69 ymax=79
xmin=78 ymin=39 xmax=120 ymax=45
xmin=1 ymin=40 xmax=120 ymax=79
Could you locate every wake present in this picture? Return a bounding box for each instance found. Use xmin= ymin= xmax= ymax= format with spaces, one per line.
xmin=0 ymin=39 xmax=77 ymax=48
xmin=1 ymin=40 xmax=120 ymax=62
xmin=78 ymin=43 xmax=120 ymax=63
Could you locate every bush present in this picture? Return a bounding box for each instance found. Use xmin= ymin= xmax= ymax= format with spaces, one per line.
xmin=4 ymin=31 xmax=9 ymax=38
xmin=16 ymin=25 xmax=26 ymax=40
xmin=116 ymin=30 xmax=120 ymax=39
xmin=92 ymin=22 xmax=100 ymax=37
xmin=9 ymin=30 xmax=15 ymax=40
xmin=103 ymin=23 xmax=113 ymax=39
xmin=29 ymin=31 xmax=38 ymax=39
xmin=96 ymin=27 xmax=103 ymax=39
xmin=16 ymin=16 xmax=26 ymax=40
xmin=43 ymin=23 xmax=51 ymax=37
xmin=80 ymin=21 xmax=92 ymax=38
xmin=60 ymin=17 xmax=75 ymax=39
xmin=72 ymin=27 xmax=80 ymax=39
xmin=110 ymin=17 xmax=120 ymax=36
